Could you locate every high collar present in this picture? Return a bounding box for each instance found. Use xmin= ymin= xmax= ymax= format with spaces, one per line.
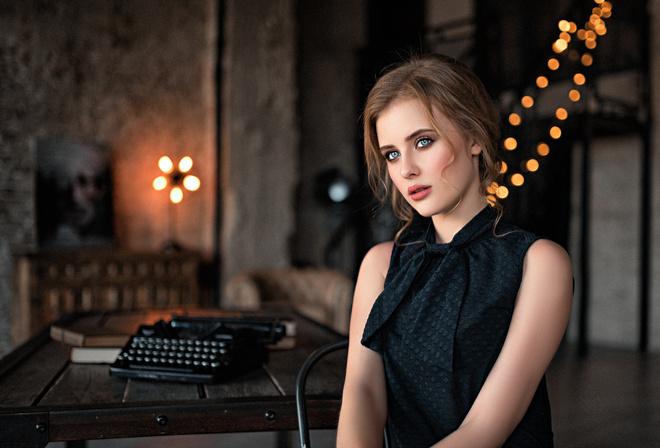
xmin=423 ymin=206 xmax=495 ymax=256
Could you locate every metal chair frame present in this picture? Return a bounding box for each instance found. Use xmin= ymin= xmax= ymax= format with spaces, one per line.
xmin=295 ymin=339 xmax=389 ymax=448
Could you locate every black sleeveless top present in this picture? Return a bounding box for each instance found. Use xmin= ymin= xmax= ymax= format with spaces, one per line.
xmin=361 ymin=207 xmax=553 ymax=447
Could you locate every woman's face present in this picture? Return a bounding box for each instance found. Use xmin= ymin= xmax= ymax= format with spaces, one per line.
xmin=375 ymin=98 xmax=483 ymax=219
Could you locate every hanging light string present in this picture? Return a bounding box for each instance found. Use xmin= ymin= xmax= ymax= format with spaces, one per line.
xmin=488 ymin=0 xmax=612 ymax=204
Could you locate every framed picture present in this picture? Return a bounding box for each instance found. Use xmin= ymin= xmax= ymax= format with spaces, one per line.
xmin=35 ymin=138 xmax=114 ymax=249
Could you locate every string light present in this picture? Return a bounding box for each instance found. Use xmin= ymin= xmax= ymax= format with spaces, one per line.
xmin=510 ymin=173 xmax=525 ymax=187
xmin=496 ymin=0 xmax=612 ymax=195
xmin=556 ymin=108 xmax=568 ymax=120
xmin=536 ymin=76 xmax=549 ymax=88
xmin=526 ymin=159 xmax=540 ymax=172
xmin=496 ymin=185 xmax=509 ymax=199
xmin=550 ymin=126 xmax=562 ymax=139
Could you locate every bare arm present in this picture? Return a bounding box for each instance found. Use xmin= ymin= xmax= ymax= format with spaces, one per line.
xmin=336 ymin=242 xmax=393 ymax=448
xmin=432 ymin=239 xmax=573 ymax=448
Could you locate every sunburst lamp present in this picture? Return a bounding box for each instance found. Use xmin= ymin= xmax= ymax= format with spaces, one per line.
xmin=153 ymin=155 xmax=201 ymax=250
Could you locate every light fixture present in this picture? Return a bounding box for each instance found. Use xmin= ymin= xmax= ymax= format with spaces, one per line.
xmin=154 ymin=156 xmax=200 ymax=204
xmin=315 ymin=168 xmax=353 ymax=206
xmin=153 ymin=155 xmax=201 ymax=250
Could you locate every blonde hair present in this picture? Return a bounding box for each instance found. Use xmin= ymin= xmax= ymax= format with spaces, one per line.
xmin=363 ymin=54 xmax=502 ymax=240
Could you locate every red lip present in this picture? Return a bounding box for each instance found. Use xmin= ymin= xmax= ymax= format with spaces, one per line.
xmin=407 ymin=184 xmax=432 ymax=201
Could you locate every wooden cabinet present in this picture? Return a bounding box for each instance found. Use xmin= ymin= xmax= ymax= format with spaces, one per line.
xmin=12 ymin=250 xmax=200 ymax=345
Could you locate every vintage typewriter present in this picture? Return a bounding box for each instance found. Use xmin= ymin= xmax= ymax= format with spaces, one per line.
xmin=109 ymin=315 xmax=290 ymax=384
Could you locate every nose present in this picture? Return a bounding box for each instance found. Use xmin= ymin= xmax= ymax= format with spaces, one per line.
xmin=400 ymin=154 xmax=419 ymax=179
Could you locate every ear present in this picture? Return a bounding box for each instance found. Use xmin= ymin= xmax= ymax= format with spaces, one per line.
xmin=469 ymin=138 xmax=483 ymax=156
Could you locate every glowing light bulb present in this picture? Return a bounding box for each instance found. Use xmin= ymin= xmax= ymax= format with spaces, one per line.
xmin=581 ymin=53 xmax=593 ymax=66
xmin=558 ymin=20 xmax=570 ymax=32
xmin=496 ymin=185 xmax=509 ymax=199
xmin=521 ymin=96 xmax=534 ymax=108
xmin=574 ymin=73 xmax=586 ymax=85
xmin=556 ymin=108 xmax=568 ymax=120
xmin=550 ymin=126 xmax=562 ymax=139
xmin=537 ymin=143 xmax=550 ymax=156
xmin=509 ymin=113 xmax=521 ymax=126
xmin=183 ymin=175 xmax=201 ymax=191
xmin=510 ymin=173 xmax=525 ymax=187
xmin=526 ymin=159 xmax=540 ymax=172
xmin=179 ymin=156 xmax=193 ymax=173
xmin=569 ymin=89 xmax=581 ymax=102
xmin=153 ymin=176 xmax=168 ymax=191
xmin=158 ymin=156 xmax=174 ymax=173
xmin=500 ymin=161 xmax=508 ymax=174
xmin=548 ymin=58 xmax=560 ymax=70
xmin=504 ymin=137 xmax=518 ymax=150
xmin=536 ymin=76 xmax=549 ymax=88
xmin=170 ymin=186 xmax=183 ymax=204
xmin=553 ymin=39 xmax=568 ymax=53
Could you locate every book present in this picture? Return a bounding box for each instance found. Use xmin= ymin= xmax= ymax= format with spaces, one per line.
xmin=70 ymin=346 xmax=122 ymax=364
xmin=50 ymin=323 xmax=130 ymax=347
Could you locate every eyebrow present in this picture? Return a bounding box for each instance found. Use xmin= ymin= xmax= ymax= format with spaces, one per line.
xmin=379 ymin=128 xmax=436 ymax=152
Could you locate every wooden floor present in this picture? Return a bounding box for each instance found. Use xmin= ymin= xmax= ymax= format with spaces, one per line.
xmin=46 ymin=344 xmax=660 ymax=448
xmin=546 ymin=344 xmax=660 ymax=448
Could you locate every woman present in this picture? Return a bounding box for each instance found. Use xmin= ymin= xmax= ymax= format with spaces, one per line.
xmin=336 ymin=54 xmax=573 ymax=447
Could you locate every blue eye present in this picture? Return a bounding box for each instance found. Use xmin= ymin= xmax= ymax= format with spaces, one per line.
xmin=416 ymin=137 xmax=433 ymax=149
xmin=384 ymin=150 xmax=400 ymax=161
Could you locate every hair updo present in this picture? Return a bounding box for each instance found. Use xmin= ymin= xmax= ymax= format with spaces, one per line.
xmin=363 ymin=53 xmax=502 ymax=239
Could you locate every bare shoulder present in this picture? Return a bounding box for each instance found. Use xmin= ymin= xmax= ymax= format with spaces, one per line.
xmin=525 ymin=238 xmax=572 ymax=273
xmin=351 ymin=241 xmax=394 ymax=318
xmin=360 ymin=241 xmax=394 ymax=279
xmin=519 ymin=238 xmax=573 ymax=308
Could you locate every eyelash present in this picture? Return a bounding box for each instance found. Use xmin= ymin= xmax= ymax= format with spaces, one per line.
xmin=416 ymin=137 xmax=433 ymax=148
xmin=384 ymin=150 xmax=400 ymax=162
xmin=382 ymin=136 xmax=434 ymax=162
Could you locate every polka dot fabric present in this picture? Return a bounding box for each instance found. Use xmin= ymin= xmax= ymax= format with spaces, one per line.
xmin=362 ymin=207 xmax=554 ymax=447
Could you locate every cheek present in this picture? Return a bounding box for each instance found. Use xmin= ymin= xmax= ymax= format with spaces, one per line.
xmin=430 ymin=148 xmax=455 ymax=176
xmin=387 ymin=165 xmax=403 ymax=189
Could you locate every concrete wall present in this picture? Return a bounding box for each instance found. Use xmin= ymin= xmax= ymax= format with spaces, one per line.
xmin=218 ymin=0 xmax=299 ymax=296
xmin=0 ymin=0 xmax=217 ymax=356
xmin=650 ymin=0 xmax=660 ymax=351
xmin=567 ymin=4 xmax=660 ymax=350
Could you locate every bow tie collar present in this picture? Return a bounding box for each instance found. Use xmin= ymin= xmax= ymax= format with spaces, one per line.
xmin=361 ymin=206 xmax=495 ymax=373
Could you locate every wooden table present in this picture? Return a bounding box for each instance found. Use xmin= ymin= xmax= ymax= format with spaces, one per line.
xmin=0 ymin=308 xmax=347 ymax=448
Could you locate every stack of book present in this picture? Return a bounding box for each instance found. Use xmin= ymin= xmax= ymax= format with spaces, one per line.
xmin=50 ymin=323 xmax=131 ymax=364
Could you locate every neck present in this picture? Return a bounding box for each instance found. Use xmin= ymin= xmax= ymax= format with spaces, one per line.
xmin=431 ymin=197 xmax=488 ymax=244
